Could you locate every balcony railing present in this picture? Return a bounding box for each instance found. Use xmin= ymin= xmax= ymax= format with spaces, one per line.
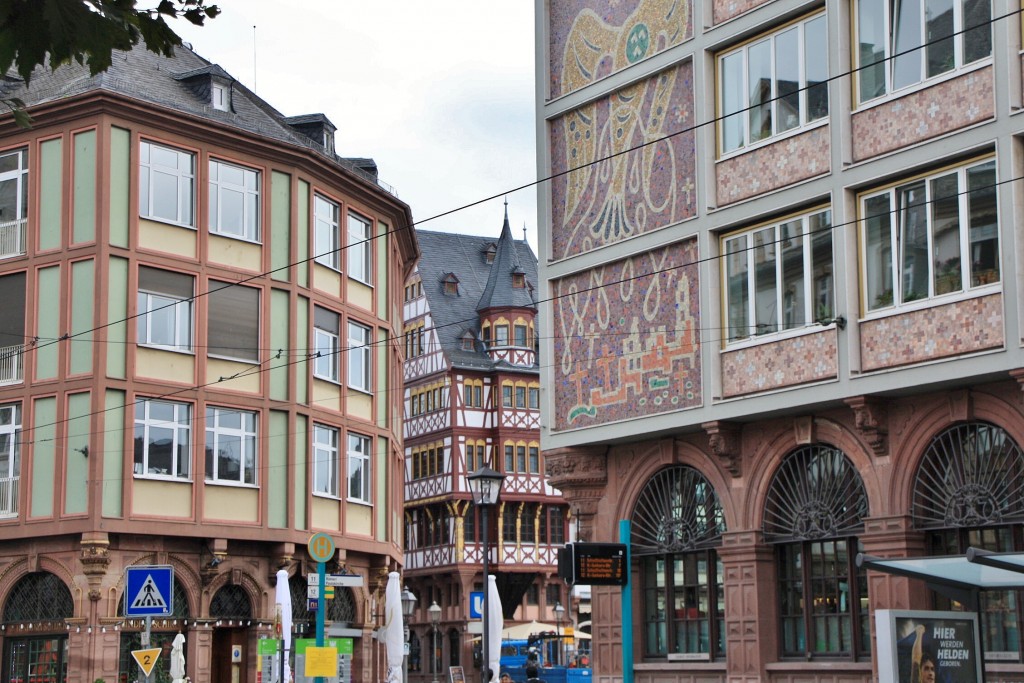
xmin=0 ymin=345 xmax=23 ymax=385
xmin=0 ymin=218 xmax=26 ymax=259
xmin=0 ymin=476 xmax=18 ymax=517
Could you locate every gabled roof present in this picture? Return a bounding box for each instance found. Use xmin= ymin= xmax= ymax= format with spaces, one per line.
xmin=414 ymin=216 xmax=539 ymax=373
xmin=476 ymin=205 xmax=538 ymax=312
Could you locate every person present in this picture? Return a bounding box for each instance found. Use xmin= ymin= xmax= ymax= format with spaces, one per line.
xmin=500 ymin=673 xmax=513 ymax=683
xmin=919 ymin=654 xmax=936 ymax=683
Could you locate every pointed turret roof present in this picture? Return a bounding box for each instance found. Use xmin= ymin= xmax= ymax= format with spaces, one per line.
xmin=476 ymin=203 xmax=537 ymax=312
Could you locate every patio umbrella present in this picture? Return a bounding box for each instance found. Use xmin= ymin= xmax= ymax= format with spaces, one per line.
xmin=486 ymin=575 xmax=503 ymax=683
xmin=275 ymin=569 xmax=292 ymax=683
xmin=381 ymin=571 xmax=405 ymax=683
xmin=169 ymin=632 xmax=186 ymax=683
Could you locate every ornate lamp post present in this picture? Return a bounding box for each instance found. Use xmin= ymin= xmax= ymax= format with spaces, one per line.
xmin=402 ymin=585 xmax=418 ymax=683
xmin=553 ymin=601 xmax=565 ymax=666
xmin=467 ymin=465 xmax=506 ymax=683
xmin=429 ymin=600 xmax=442 ymax=683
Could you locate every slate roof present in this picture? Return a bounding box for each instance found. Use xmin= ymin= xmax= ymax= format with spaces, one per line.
xmin=4 ymin=43 xmax=382 ymax=187
xmin=415 ymin=213 xmax=539 ymax=373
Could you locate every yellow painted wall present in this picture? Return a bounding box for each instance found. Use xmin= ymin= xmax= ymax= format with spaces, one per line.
xmin=139 ymin=219 xmax=197 ymax=257
xmin=207 ymin=358 xmax=261 ymax=394
xmin=204 ymin=485 xmax=259 ymax=522
xmin=346 ymin=392 xmax=373 ymax=421
xmin=133 ymin=479 xmax=192 ymax=517
xmin=208 ymin=234 xmax=262 ymax=272
xmin=346 ymin=502 xmax=372 ymax=537
xmin=311 ymin=379 xmax=342 ymax=413
xmin=311 ymin=496 xmax=340 ymax=531
xmin=136 ymin=347 xmax=195 ymax=382
xmin=348 ymin=281 xmax=373 ymax=312
xmin=313 ymin=264 xmax=342 ymax=297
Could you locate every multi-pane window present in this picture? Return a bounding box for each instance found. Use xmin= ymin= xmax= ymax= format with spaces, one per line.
xmin=764 ymin=445 xmax=870 ymax=659
xmin=347 ymin=432 xmax=372 ymax=504
xmin=549 ymin=507 xmax=565 ymax=545
xmin=313 ymin=307 xmax=340 ymax=382
xmin=134 ymin=399 xmax=191 ymax=479
xmin=348 ymin=321 xmax=372 ymax=392
xmin=314 ymin=194 xmax=341 ymax=269
xmin=405 ymin=323 xmax=425 ymax=358
xmin=137 ymin=267 xmax=193 ymax=352
xmin=719 ymin=13 xmax=828 ymax=155
xmin=313 ymin=424 xmax=339 ymax=497
xmin=546 ymin=583 xmax=561 ymax=607
xmin=516 ymin=445 xmax=527 ymax=472
xmin=502 ymin=505 xmax=517 ymax=542
xmin=502 ymin=384 xmax=513 ymax=408
xmin=204 ymin=407 xmax=256 ymax=485
xmin=724 ymin=209 xmax=833 ymax=342
xmin=514 ymin=324 xmax=528 ymax=347
xmin=464 ymin=380 xmax=483 ymax=408
xmin=0 ymin=274 xmax=24 ymax=384
xmin=209 ymin=159 xmax=259 ymax=241
xmin=855 ymin=0 xmax=992 ymax=104
xmin=0 ymin=403 xmax=21 ymax=516
xmin=515 ymin=385 xmax=527 ymax=409
xmin=522 ymin=503 xmax=537 ymax=543
xmin=504 ymin=444 xmax=515 ymax=473
xmin=140 ymin=141 xmax=194 ymax=227
xmin=528 ymin=386 xmax=540 ymax=410
xmin=494 ymin=325 xmax=509 ymax=346
xmin=348 ymin=212 xmax=372 ymax=284
xmin=529 ymin=446 xmax=540 ymax=474
xmin=0 ymin=147 xmax=28 ymax=258
xmin=208 ymin=282 xmax=259 ymax=362
xmin=527 ymin=584 xmax=540 ymax=605
xmin=404 ymin=280 xmax=422 ymax=301
xmin=861 ymin=158 xmax=998 ymax=312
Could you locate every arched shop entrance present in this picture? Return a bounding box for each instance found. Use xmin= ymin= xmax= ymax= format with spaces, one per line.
xmin=210 ymin=585 xmax=252 ymax=683
xmin=1 ymin=572 xmax=74 ymax=683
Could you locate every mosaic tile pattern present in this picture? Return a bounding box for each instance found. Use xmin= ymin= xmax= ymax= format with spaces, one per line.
xmin=712 ymin=0 xmax=772 ymax=25
xmin=715 ymin=126 xmax=830 ymax=206
xmin=721 ymin=330 xmax=838 ymax=397
xmin=861 ymin=294 xmax=1003 ymax=371
xmin=550 ymin=62 xmax=697 ymax=261
xmin=548 ymin=0 xmax=693 ymax=99
xmin=552 ymin=240 xmax=701 ymax=431
xmin=852 ymin=67 xmax=994 ymax=162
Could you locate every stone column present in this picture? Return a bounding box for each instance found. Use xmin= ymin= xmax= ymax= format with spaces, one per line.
xmin=718 ymin=530 xmax=777 ymax=683
xmin=543 ymin=446 xmax=608 ymax=541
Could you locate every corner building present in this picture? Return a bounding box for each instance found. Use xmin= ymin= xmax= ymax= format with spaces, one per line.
xmin=0 ymin=45 xmax=417 ymax=682
xmin=401 ymin=217 xmax=570 ymax=679
xmin=536 ymin=0 xmax=1024 ymax=680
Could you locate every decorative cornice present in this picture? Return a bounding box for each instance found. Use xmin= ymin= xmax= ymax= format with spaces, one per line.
xmin=845 ymin=396 xmax=889 ymax=455
xmin=702 ymin=421 xmax=742 ymax=477
xmin=544 ymin=446 xmax=608 ymax=491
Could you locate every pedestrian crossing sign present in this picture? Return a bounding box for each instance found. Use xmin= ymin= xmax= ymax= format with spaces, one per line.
xmin=125 ymin=565 xmax=174 ymax=617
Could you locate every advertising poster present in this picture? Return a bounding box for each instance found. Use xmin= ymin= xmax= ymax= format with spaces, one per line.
xmin=876 ymin=610 xmax=982 ymax=683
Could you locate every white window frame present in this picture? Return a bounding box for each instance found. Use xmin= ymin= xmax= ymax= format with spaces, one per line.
xmin=718 ymin=12 xmax=829 ymax=156
xmin=348 ymin=321 xmax=372 ymax=393
xmin=0 ymin=148 xmax=28 ymax=258
xmin=204 ymin=406 xmax=257 ymax=486
xmin=854 ymin=0 xmax=992 ymax=105
xmin=722 ymin=208 xmax=834 ymax=344
xmin=211 ymin=83 xmax=228 ymax=111
xmin=139 ymin=140 xmax=195 ymax=228
xmin=134 ymin=399 xmax=192 ymax=479
xmin=314 ymin=194 xmax=341 ymax=270
xmin=137 ymin=290 xmax=193 ymax=352
xmin=347 ymin=432 xmax=372 ymax=505
xmin=859 ymin=158 xmax=999 ymax=315
xmin=0 ymin=403 xmax=21 ymax=481
xmin=347 ymin=212 xmax=373 ymax=284
xmin=209 ymin=159 xmax=260 ymax=242
xmin=313 ymin=424 xmax=339 ymax=497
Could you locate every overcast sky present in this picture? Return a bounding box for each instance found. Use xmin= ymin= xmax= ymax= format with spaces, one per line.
xmin=173 ymin=1 xmax=539 ymax=250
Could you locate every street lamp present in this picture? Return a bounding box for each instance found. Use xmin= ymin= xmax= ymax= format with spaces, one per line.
xmin=553 ymin=601 xmax=565 ymax=666
xmin=467 ymin=465 xmax=506 ymax=683
xmin=402 ymin=586 xmax=417 ymax=683
xmin=428 ymin=600 xmax=442 ymax=683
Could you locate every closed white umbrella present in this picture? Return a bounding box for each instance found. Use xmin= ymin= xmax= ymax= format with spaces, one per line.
xmin=169 ymin=632 xmax=186 ymax=683
xmin=381 ymin=571 xmax=405 ymax=683
xmin=275 ymin=569 xmax=292 ymax=683
xmin=486 ymin=575 xmax=503 ymax=683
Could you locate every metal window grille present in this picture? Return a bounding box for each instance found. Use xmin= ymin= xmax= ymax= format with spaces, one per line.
xmin=632 ymin=466 xmax=726 ymax=555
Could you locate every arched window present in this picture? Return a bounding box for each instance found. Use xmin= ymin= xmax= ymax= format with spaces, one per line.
xmin=210 ymin=584 xmax=252 ymax=620
xmin=763 ymin=444 xmax=869 ymax=659
xmin=632 ymin=466 xmax=725 ymax=660
xmin=3 ymin=572 xmax=73 ymax=624
xmin=912 ymin=421 xmax=1024 ymax=658
xmin=290 ymin=575 xmax=357 ymax=633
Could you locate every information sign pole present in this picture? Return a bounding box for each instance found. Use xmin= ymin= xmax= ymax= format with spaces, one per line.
xmin=619 ymin=520 xmax=633 ymax=683
xmin=144 ymin=615 xmax=153 ymax=683
xmin=307 ymin=532 xmax=336 ymax=683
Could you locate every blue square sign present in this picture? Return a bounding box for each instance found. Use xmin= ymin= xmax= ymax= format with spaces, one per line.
xmin=125 ymin=565 xmax=174 ymax=617
xmin=469 ymin=591 xmax=484 ymax=619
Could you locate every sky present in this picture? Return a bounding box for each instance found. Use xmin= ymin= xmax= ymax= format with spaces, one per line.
xmin=172 ymin=2 xmax=540 ymax=251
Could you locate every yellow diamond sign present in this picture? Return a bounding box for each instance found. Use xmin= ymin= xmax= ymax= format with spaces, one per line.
xmin=132 ymin=648 xmax=161 ymax=677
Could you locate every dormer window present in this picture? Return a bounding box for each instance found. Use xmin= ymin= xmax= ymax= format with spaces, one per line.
xmin=323 ymin=131 xmax=334 ymax=153
xmin=211 ymin=83 xmax=228 ymax=111
xmin=442 ymin=272 xmax=459 ymax=296
xmin=512 ymin=272 xmax=525 ymax=288
xmin=461 ymin=333 xmax=475 ymax=351
xmin=485 ymin=244 xmax=497 ymax=263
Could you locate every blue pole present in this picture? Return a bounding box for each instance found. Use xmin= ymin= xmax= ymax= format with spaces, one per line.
xmin=316 ymin=559 xmax=326 ymax=683
xmin=619 ymin=520 xmax=633 ymax=683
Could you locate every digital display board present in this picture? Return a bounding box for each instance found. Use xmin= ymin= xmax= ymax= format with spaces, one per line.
xmin=558 ymin=543 xmax=628 ymax=587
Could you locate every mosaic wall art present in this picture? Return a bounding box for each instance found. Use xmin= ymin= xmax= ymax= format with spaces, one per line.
xmin=721 ymin=329 xmax=837 ymax=398
xmin=548 ymin=0 xmax=693 ymax=99
xmin=852 ymin=67 xmax=994 ymax=162
xmin=550 ymin=62 xmax=697 ymax=260
xmin=712 ymin=0 xmax=773 ymax=25
xmin=860 ymin=294 xmax=1003 ymax=371
xmin=552 ymin=239 xmax=701 ymax=431
xmin=716 ymin=126 xmax=830 ymax=206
